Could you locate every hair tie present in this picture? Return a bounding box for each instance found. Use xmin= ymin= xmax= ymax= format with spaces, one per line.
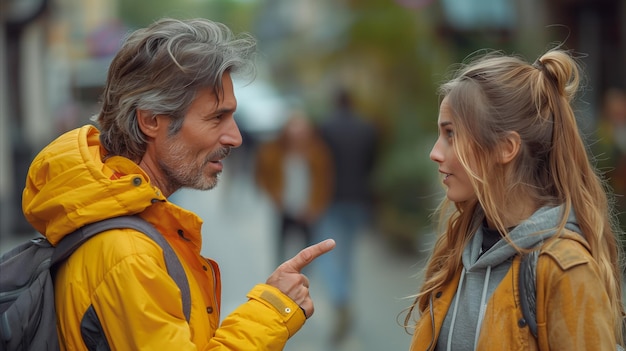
xmin=533 ymin=59 xmax=558 ymax=87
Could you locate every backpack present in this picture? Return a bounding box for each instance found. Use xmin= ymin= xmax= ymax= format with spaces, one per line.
xmin=519 ymin=242 xmax=625 ymax=350
xmin=0 ymin=215 xmax=191 ymax=351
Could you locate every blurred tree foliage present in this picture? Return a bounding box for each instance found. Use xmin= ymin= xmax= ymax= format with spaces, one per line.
xmin=342 ymin=2 xmax=448 ymax=251
xmin=118 ymin=0 xmax=259 ymax=32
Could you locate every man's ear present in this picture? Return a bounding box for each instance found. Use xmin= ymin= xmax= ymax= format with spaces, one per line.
xmin=136 ymin=109 xmax=161 ymax=138
xmin=499 ymin=131 xmax=521 ymax=164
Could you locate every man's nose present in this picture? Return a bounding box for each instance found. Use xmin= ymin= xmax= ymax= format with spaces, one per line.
xmin=222 ymin=118 xmax=242 ymax=148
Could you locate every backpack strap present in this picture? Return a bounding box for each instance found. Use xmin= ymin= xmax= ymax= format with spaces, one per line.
xmin=51 ymin=215 xmax=192 ymax=322
xmin=519 ymin=249 xmax=539 ymax=338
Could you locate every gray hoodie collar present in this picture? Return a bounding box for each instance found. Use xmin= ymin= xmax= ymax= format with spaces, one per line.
xmin=463 ymin=205 xmax=580 ymax=270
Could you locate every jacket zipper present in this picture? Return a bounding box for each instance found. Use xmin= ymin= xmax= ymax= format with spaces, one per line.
xmin=208 ymin=262 xmax=220 ymax=317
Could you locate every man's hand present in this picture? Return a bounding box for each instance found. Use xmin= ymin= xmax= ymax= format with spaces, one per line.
xmin=266 ymin=239 xmax=336 ymax=319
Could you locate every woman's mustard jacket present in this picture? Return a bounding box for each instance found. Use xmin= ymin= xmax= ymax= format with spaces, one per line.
xmin=409 ymin=231 xmax=617 ymax=350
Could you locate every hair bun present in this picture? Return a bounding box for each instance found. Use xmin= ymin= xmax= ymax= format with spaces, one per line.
xmin=536 ymin=50 xmax=580 ymax=101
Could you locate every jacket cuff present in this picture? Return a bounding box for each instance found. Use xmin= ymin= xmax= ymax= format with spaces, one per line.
xmin=247 ymin=284 xmax=306 ymax=336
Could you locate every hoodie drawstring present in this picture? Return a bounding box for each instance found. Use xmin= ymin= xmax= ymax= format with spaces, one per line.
xmin=474 ymin=265 xmax=492 ymax=350
xmin=446 ymin=268 xmax=466 ymax=351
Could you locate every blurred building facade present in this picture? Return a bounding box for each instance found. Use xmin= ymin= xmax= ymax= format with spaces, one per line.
xmin=1 ymin=0 xmax=625 ymax=242
xmin=1 ymin=0 xmax=118 ymax=235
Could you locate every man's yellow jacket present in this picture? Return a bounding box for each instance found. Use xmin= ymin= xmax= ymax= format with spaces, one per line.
xmin=22 ymin=125 xmax=305 ymax=350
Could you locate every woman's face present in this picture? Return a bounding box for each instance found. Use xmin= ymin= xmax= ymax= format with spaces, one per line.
xmin=430 ymin=97 xmax=476 ymax=203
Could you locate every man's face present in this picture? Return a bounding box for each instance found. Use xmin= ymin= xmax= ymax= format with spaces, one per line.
xmin=156 ymin=72 xmax=242 ymax=191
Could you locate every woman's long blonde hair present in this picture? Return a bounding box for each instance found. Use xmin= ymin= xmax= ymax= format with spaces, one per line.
xmin=404 ymin=48 xmax=624 ymax=343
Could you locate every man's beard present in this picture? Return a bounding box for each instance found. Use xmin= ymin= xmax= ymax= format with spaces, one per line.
xmin=158 ymin=141 xmax=231 ymax=192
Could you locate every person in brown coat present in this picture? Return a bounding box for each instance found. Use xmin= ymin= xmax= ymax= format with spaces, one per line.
xmin=255 ymin=110 xmax=334 ymax=265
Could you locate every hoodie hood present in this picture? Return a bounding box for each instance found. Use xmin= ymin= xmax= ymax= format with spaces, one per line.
xmin=463 ymin=205 xmax=581 ymax=270
xmin=22 ymin=125 xmax=167 ymax=245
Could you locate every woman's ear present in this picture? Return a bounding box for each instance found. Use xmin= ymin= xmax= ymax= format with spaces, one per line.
xmin=499 ymin=131 xmax=521 ymax=164
xmin=136 ymin=109 xmax=161 ymax=138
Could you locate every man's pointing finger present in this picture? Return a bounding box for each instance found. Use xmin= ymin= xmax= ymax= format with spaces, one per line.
xmin=284 ymin=239 xmax=336 ymax=273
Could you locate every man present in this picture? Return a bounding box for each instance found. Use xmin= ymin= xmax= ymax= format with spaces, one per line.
xmin=22 ymin=18 xmax=334 ymax=350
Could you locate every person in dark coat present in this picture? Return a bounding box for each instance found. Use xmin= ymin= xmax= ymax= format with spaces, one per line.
xmin=316 ymin=89 xmax=378 ymax=344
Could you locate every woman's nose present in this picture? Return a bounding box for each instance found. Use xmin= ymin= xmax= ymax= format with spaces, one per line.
xmin=430 ymin=139 xmax=443 ymax=163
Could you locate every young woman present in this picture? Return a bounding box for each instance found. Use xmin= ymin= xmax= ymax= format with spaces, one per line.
xmin=405 ymin=48 xmax=625 ymax=350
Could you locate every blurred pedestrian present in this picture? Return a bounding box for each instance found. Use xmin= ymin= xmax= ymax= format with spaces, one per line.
xmin=254 ymin=109 xmax=334 ymax=265
xmin=316 ymin=89 xmax=378 ymax=344
xmin=21 ymin=17 xmax=335 ymax=350
xmin=405 ymin=48 xmax=624 ymax=350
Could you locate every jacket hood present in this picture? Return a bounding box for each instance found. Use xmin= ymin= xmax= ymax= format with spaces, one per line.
xmin=22 ymin=125 xmax=167 ymax=245
xmin=463 ymin=205 xmax=581 ymax=271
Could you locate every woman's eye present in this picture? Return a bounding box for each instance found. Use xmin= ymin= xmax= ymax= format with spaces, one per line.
xmin=445 ymin=129 xmax=454 ymax=138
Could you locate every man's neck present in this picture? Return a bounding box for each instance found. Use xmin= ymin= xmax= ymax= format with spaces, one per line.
xmin=138 ymin=158 xmax=175 ymax=198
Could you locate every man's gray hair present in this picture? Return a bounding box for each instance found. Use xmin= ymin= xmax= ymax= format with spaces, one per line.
xmin=95 ymin=18 xmax=256 ymax=161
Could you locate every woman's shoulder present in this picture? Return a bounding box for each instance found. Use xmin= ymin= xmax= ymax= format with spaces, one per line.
xmin=539 ymin=231 xmax=592 ymax=271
